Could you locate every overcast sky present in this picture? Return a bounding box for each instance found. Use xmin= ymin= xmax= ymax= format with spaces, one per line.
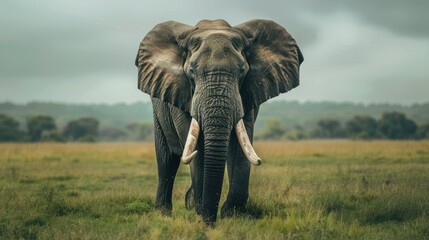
xmin=1 ymin=0 xmax=428 ymax=104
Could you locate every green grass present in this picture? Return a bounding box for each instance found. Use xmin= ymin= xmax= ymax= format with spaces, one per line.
xmin=0 ymin=141 xmax=428 ymax=239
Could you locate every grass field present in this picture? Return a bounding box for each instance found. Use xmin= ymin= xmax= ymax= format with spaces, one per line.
xmin=0 ymin=141 xmax=428 ymax=239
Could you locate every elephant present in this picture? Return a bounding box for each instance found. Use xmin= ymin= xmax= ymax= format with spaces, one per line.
xmin=135 ymin=19 xmax=303 ymax=226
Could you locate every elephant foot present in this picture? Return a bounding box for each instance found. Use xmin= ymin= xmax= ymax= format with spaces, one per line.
xmin=155 ymin=204 xmax=172 ymax=216
xmin=202 ymin=214 xmax=217 ymax=228
xmin=204 ymin=220 xmax=216 ymax=228
xmin=220 ymin=201 xmax=246 ymax=218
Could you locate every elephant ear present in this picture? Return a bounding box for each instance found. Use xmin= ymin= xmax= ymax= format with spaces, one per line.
xmin=136 ymin=21 xmax=194 ymax=112
xmin=234 ymin=20 xmax=304 ymax=112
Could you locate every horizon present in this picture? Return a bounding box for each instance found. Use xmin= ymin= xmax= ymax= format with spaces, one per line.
xmin=1 ymin=1 xmax=429 ymax=104
xmin=2 ymin=99 xmax=429 ymax=107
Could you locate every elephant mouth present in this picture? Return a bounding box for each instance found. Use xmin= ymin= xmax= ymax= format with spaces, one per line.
xmin=180 ymin=118 xmax=261 ymax=166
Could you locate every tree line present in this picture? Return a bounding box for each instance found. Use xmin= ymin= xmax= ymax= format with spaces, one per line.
xmin=0 ymin=114 xmax=154 ymax=142
xmin=1 ymin=111 xmax=429 ymax=142
xmin=2 ymin=101 xmax=429 ymax=131
xmin=256 ymin=111 xmax=429 ymax=140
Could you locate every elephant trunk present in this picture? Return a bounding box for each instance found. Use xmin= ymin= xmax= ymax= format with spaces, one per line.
xmin=201 ymin=116 xmax=231 ymax=225
xmin=196 ymin=74 xmax=239 ymax=225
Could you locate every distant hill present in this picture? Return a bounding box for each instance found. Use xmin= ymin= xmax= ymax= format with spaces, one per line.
xmin=0 ymin=102 xmax=153 ymax=129
xmin=258 ymin=101 xmax=429 ymax=128
xmin=1 ymin=101 xmax=429 ymax=130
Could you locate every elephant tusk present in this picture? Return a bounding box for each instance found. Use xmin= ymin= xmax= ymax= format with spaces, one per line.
xmin=181 ymin=150 xmax=198 ymax=164
xmin=235 ymin=119 xmax=262 ymax=166
xmin=181 ymin=118 xmax=200 ymax=164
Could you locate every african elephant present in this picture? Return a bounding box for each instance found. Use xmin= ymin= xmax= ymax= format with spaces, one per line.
xmin=135 ymin=19 xmax=303 ymax=226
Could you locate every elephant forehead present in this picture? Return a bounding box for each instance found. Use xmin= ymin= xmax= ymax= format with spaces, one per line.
xmin=195 ymin=19 xmax=231 ymax=29
xmin=193 ymin=30 xmax=241 ymax=41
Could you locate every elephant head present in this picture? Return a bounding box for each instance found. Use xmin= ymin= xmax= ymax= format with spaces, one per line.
xmin=136 ymin=19 xmax=303 ymax=224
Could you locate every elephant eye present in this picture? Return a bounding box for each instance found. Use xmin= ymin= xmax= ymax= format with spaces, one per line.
xmin=231 ymin=37 xmax=243 ymax=50
xmin=188 ymin=38 xmax=202 ymax=53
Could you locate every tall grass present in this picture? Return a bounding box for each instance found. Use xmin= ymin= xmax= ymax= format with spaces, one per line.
xmin=0 ymin=141 xmax=428 ymax=239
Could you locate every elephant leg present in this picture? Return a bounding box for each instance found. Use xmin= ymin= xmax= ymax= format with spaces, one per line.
xmin=221 ymin=132 xmax=250 ymax=218
xmin=154 ymin=116 xmax=180 ymax=215
xmin=187 ymin=136 xmax=204 ymax=215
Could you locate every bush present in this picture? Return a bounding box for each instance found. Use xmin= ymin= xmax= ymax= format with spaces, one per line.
xmin=416 ymin=123 xmax=429 ymax=139
xmin=41 ymin=131 xmax=66 ymax=142
xmin=99 ymin=127 xmax=128 ymax=141
xmin=77 ymin=135 xmax=96 ymax=142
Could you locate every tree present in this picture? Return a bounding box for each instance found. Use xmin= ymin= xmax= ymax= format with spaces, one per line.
xmin=99 ymin=127 xmax=128 ymax=141
xmin=26 ymin=115 xmax=56 ymax=141
xmin=126 ymin=122 xmax=140 ymax=140
xmin=126 ymin=122 xmax=141 ymax=133
xmin=283 ymin=125 xmax=308 ymax=140
xmin=140 ymin=122 xmax=154 ymax=141
xmin=63 ymin=117 xmax=99 ymax=141
xmin=416 ymin=123 xmax=429 ymax=139
xmin=255 ymin=119 xmax=287 ymax=140
xmin=125 ymin=122 xmax=153 ymax=141
xmin=378 ymin=112 xmax=417 ymax=139
xmin=346 ymin=115 xmax=379 ymax=139
xmin=0 ymin=114 xmax=26 ymax=142
xmin=312 ymin=119 xmax=345 ymax=138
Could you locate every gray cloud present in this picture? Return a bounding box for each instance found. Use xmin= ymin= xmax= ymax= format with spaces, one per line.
xmin=0 ymin=0 xmax=428 ymax=104
xmin=0 ymin=0 xmax=316 ymax=79
xmin=298 ymin=0 xmax=429 ymax=37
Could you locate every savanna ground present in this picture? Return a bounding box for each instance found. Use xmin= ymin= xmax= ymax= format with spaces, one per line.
xmin=0 ymin=141 xmax=428 ymax=239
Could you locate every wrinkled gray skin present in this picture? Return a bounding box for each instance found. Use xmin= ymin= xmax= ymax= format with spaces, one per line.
xmin=136 ymin=19 xmax=303 ymax=226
